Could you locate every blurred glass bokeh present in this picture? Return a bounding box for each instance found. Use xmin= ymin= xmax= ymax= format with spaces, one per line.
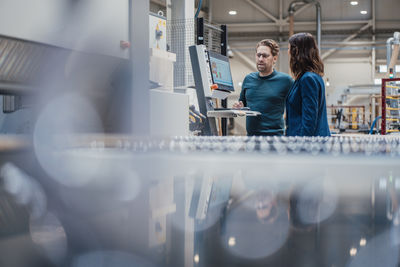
xmin=1 ymin=136 xmax=400 ymax=267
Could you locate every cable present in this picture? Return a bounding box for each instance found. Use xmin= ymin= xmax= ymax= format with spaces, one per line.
xmin=195 ymin=0 xmax=203 ymax=18
xmin=370 ymin=116 xmax=382 ymax=134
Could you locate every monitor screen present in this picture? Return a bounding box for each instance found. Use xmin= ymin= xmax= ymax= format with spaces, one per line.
xmin=208 ymin=51 xmax=235 ymax=91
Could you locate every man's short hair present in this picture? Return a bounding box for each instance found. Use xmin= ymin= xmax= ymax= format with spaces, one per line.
xmin=256 ymin=39 xmax=280 ymax=57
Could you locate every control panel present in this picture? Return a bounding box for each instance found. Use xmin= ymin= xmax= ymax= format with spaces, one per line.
xmin=191 ymin=45 xmax=214 ymax=98
xmin=189 ymin=45 xmax=230 ymax=100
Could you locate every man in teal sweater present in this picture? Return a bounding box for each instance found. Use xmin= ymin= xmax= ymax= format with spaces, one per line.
xmin=233 ymin=39 xmax=293 ymax=136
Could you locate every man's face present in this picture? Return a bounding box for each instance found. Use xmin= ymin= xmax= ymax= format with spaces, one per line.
xmin=256 ymin=200 xmax=272 ymax=220
xmin=255 ymin=45 xmax=277 ymax=75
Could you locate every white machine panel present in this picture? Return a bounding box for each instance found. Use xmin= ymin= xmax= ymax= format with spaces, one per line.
xmin=149 ymin=13 xmax=167 ymax=51
xmin=193 ymin=45 xmax=214 ymax=98
xmin=0 ymin=0 xmax=129 ymax=58
xmin=150 ymin=90 xmax=189 ymax=137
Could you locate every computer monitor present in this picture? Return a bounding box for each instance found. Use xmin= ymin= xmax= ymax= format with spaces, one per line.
xmin=208 ymin=51 xmax=235 ymax=92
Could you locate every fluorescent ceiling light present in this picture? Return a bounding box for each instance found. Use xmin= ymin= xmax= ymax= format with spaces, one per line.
xmin=350 ymin=1 xmax=358 ymax=5
xmin=379 ymin=65 xmax=388 ymax=73
xmin=229 ymin=10 xmax=237 ymax=15
xmin=350 ymin=247 xmax=357 ymax=256
xmin=228 ymin=237 xmax=236 ymax=247
xmin=194 ymin=254 xmax=200 ymax=263
xmin=360 ymin=10 xmax=368 ymax=14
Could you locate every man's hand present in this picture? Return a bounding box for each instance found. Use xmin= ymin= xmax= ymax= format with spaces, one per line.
xmin=232 ymin=101 xmax=244 ymax=109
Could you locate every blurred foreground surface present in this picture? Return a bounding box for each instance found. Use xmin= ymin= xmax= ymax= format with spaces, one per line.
xmin=1 ymin=135 xmax=400 ymax=267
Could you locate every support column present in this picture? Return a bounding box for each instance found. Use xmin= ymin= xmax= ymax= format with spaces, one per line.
xmin=208 ymin=0 xmax=213 ymax=49
xmin=371 ymin=0 xmax=376 ymax=83
xmin=221 ymin=25 xmax=228 ymax=136
xmin=279 ymin=0 xmax=283 ymax=36
xmin=170 ymin=2 xmax=195 ymax=266
xmin=171 ymin=0 xmax=195 ymax=88
xmin=130 ymin=0 xmax=150 ymax=135
xmin=166 ymin=0 xmax=172 ymax=21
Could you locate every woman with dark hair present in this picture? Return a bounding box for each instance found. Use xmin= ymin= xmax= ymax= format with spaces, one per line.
xmin=286 ymin=33 xmax=330 ymax=136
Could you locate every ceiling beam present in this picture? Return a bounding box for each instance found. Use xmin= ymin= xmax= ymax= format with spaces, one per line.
xmin=230 ymin=41 xmax=386 ymax=49
xmin=241 ymin=0 xmax=279 ymax=23
xmin=230 ymin=47 xmax=257 ymax=71
xmin=228 ymin=30 xmax=393 ymax=42
xmin=225 ymin=20 xmax=371 ymax=28
xmin=151 ymin=0 xmax=209 ymax=13
xmin=321 ymin=22 xmax=372 ymax=60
